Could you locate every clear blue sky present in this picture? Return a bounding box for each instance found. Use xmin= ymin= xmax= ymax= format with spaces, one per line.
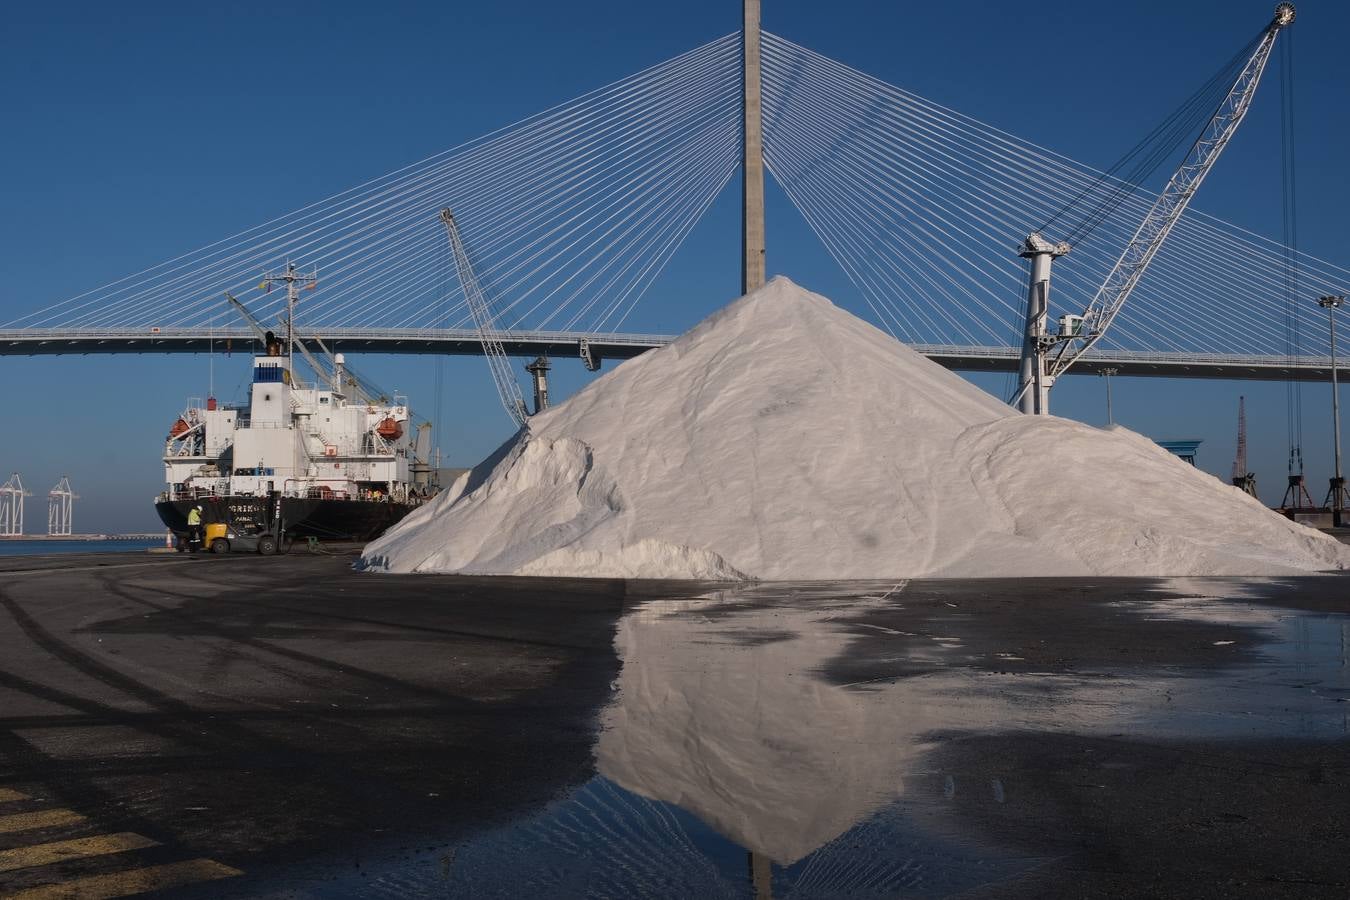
xmin=2 ymin=0 xmax=1348 ymax=532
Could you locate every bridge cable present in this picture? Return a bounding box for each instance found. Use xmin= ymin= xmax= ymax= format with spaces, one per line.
xmin=766 ymin=34 xmax=1220 ymax=348
xmin=1039 ymin=30 xmax=1264 ymax=246
xmin=9 ymin=28 xmax=1348 ymax=383
xmin=772 ymin=35 xmax=1193 ymax=348
xmin=760 ymin=31 xmax=1338 ymax=363
xmin=5 ymin=34 xmax=739 ymax=337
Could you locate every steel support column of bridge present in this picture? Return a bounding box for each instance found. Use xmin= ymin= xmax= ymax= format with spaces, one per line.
xmin=742 ymin=0 xmax=766 ymax=295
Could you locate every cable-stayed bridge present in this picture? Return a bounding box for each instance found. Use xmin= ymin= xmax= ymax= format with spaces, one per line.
xmin=0 ymin=326 xmax=1337 ymax=383
xmin=3 ymin=24 xmax=1345 ymax=383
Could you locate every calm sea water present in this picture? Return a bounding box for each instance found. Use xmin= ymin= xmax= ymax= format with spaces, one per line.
xmin=0 ymin=539 xmax=163 ymax=557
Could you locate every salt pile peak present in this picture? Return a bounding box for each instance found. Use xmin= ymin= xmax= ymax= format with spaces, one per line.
xmin=362 ymin=277 xmax=1350 ymax=578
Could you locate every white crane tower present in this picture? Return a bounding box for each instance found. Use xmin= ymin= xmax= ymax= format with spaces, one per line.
xmin=1015 ymin=3 xmax=1296 ymax=414
xmin=0 ymin=473 xmax=31 ymax=536
xmin=440 ymin=208 xmax=530 ymax=427
xmin=48 ymin=476 xmax=77 ymax=536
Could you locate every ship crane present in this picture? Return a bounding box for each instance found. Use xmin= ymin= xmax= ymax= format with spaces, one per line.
xmin=439 ymin=208 xmax=530 ymax=428
xmin=1014 ymin=3 xmax=1296 ymax=414
xmin=225 ymin=290 xmax=423 ymax=472
xmin=223 ymin=292 xmax=335 ymax=389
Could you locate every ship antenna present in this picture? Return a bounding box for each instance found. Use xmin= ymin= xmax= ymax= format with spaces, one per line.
xmin=259 ymin=260 xmax=317 ymax=375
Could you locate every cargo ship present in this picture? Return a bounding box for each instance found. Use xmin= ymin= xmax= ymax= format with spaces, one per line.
xmin=155 ymin=324 xmax=435 ymax=544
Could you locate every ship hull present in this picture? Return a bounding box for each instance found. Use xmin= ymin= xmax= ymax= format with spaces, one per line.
xmin=155 ymin=496 xmax=414 ymax=542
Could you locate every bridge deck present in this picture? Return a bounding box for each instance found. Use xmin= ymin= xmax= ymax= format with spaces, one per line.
xmin=0 ymin=328 xmax=1334 ymax=382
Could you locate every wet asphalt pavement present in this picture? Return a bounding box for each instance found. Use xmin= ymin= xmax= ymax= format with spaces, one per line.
xmin=0 ymin=551 xmax=1345 ymax=898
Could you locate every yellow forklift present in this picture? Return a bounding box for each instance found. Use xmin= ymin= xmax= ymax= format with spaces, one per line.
xmin=203 ymin=493 xmax=288 ymax=556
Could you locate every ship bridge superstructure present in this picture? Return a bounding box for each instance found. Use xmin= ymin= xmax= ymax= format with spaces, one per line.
xmin=164 ymin=349 xmax=413 ymax=504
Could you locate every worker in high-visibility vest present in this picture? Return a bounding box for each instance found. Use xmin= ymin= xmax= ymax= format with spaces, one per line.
xmin=186 ymin=504 xmax=204 ymax=551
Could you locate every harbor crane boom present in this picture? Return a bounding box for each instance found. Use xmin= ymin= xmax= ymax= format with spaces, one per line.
xmin=1016 ymin=3 xmax=1296 ymax=414
xmin=439 ymin=208 xmax=529 ymax=427
xmin=224 ymin=290 xmax=279 ymax=348
xmin=225 ymin=291 xmax=373 ymax=402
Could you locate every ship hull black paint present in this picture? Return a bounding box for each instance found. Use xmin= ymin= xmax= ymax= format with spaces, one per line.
xmin=155 ymin=496 xmax=414 ymax=542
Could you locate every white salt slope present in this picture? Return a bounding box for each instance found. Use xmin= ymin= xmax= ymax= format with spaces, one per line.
xmin=363 ymin=277 xmax=1350 ymax=578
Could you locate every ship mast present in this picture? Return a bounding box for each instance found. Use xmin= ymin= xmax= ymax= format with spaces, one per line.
xmin=260 ymin=262 xmax=317 ymax=370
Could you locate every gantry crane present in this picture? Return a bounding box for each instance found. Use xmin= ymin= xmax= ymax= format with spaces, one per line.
xmin=1015 ymin=3 xmax=1297 ymax=414
xmin=0 ymin=473 xmax=30 ymax=536
xmin=47 ymin=476 xmax=77 ymax=536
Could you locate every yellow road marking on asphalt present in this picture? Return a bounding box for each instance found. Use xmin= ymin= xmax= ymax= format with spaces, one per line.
xmin=0 ymin=791 xmax=26 ymax=804
xmin=3 ymin=858 xmax=242 ymax=899
xmin=0 ymin=811 xmax=85 ymax=835
xmin=0 ymin=833 xmax=159 ymax=874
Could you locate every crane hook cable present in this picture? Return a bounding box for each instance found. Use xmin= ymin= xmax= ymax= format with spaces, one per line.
xmin=1037 ymin=30 xmax=1264 ymax=247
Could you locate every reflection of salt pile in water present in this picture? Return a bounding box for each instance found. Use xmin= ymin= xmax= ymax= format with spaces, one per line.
xmin=595 ymin=590 xmax=942 ymax=865
xmin=435 ymin=779 xmax=740 ymax=899
xmin=595 ymin=582 xmax=1342 ymax=870
xmin=433 ymin=588 xmax=1048 ymax=895
xmin=595 ymin=587 xmax=1055 ymax=884
xmin=363 ymin=277 xmax=1350 ymax=578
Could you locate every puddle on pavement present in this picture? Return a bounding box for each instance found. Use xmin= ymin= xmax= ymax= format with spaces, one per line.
xmin=420 ymin=775 xmax=1038 ymax=898
xmin=1117 ymin=583 xmax=1349 ymax=738
xmin=342 ymin=579 xmax=1350 ymax=897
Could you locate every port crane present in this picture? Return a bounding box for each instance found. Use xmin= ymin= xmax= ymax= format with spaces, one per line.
xmin=0 ymin=473 xmax=30 ymax=536
xmin=47 ymin=476 xmax=77 ymax=536
xmin=440 ymin=208 xmax=530 ymax=427
xmin=1015 ymin=3 xmax=1297 ymax=415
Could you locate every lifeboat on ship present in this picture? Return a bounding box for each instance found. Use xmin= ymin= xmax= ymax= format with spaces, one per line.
xmin=169 ymin=418 xmax=191 ymax=439
xmin=376 ymin=417 xmax=404 ymax=440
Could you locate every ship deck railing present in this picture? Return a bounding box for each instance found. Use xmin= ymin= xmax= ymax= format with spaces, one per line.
xmin=162 ymin=487 xmax=418 ymax=503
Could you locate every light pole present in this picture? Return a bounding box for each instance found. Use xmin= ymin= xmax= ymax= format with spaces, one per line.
xmin=1319 ymin=295 xmax=1346 ymax=526
xmin=1100 ymin=367 xmax=1119 ymax=426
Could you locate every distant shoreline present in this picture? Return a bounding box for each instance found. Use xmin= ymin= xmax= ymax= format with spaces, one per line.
xmin=0 ymin=534 xmax=164 ymax=542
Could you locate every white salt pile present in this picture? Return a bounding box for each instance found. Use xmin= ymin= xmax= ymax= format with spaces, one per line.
xmin=362 ymin=277 xmax=1350 ymax=578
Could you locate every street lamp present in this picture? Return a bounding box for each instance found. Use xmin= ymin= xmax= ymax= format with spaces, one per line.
xmin=1100 ymin=367 xmax=1119 ymax=426
xmin=1318 ymin=295 xmax=1347 ymax=526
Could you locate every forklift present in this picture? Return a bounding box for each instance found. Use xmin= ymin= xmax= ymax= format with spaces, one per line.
xmin=201 ymin=492 xmax=289 ymax=556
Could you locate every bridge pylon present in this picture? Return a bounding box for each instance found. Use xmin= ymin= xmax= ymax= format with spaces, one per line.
xmin=742 ymin=0 xmax=765 ymax=294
